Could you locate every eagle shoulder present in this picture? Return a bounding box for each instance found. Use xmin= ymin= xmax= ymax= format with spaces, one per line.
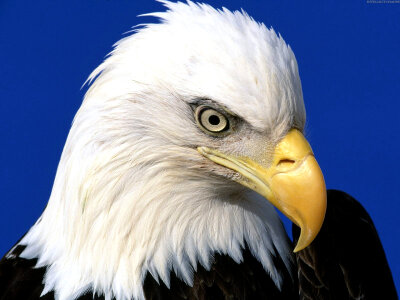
xmin=293 ymin=189 xmax=398 ymax=300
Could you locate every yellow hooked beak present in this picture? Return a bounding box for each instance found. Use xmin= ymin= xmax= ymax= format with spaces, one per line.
xmin=198 ymin=129 xmax=327 ymax=252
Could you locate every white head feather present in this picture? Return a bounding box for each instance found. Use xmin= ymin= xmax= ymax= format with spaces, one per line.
xmin=19 ymin=1 xmax=305 ymax=300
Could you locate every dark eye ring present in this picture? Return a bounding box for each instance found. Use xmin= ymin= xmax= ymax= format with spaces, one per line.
xmin=195 ymin=106 xmax=229 ymax=134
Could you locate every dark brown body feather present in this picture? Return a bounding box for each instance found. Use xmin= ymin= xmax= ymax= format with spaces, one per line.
xmin=0 ymin=190 xmax=397 ymax=299
xmin=293 ymin=190 xmax=398 ymax=300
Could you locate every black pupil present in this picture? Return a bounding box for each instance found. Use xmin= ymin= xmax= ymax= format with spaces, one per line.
xmin=208 ymin=115 xmax=220 ymax=126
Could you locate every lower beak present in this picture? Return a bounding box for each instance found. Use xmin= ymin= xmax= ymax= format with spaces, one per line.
xmin=198 ymin=129 xmax=327 ymax=252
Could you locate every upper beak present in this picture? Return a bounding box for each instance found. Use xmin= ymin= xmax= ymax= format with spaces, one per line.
xmin=198 ymin=129 xmax=327 ymax=252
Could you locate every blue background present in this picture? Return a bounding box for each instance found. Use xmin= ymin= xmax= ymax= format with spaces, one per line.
xmin=0 ymin=0 xmax=399 ymax=293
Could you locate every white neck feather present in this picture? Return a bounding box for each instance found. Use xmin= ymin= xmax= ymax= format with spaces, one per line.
xmin=19 ymin=113 xmax=292 ymax=299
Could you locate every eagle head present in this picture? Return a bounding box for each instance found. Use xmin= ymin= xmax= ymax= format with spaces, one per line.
xmin=19 ymin=1 xmax=326 ymax=299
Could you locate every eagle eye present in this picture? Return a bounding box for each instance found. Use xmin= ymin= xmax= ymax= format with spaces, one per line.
xmin=195 ymin=106 xmax=230 ymax=134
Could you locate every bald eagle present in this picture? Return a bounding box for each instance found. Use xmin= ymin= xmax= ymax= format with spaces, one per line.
xmin=0 ymin=1 xmax=397 ymax=300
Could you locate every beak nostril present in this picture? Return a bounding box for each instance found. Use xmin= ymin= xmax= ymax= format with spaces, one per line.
xmin=277 ymin=159 xmax=296 ymax=166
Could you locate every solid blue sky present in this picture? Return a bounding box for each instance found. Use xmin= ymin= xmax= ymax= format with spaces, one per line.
xmin=0 ymin=0 xmax=399 ymax=293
